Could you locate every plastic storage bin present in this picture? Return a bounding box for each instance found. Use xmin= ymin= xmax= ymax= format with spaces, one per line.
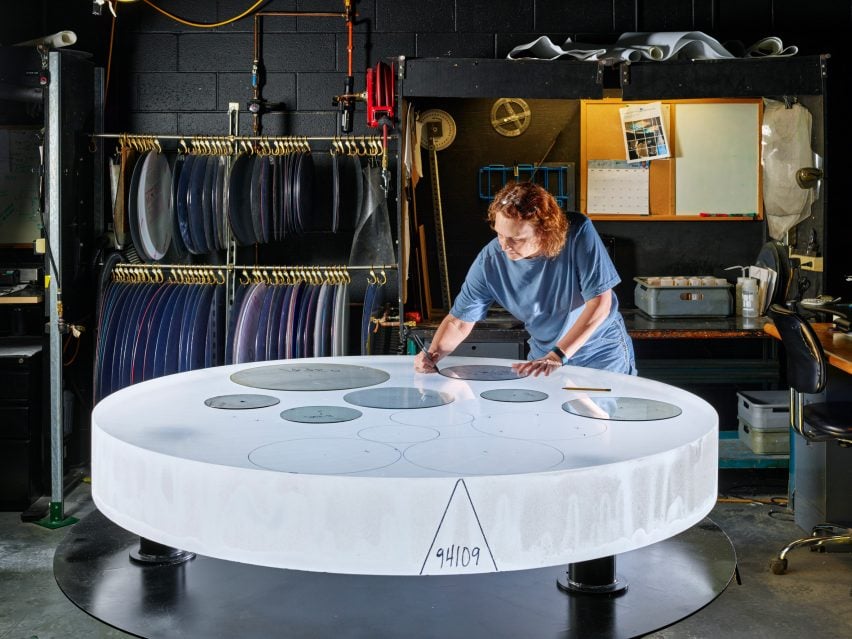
xmin=737 ymin=390 xmax=790 ymax=455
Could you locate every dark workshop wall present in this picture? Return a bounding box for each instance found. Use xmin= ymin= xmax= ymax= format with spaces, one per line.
xmin=3 ymin=0 xmax=849 ymax=301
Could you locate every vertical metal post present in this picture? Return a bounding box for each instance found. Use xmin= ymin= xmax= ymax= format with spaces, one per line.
xmin=38 ymin=51 xmax=77 ymax=529
xmin=395 ymin=58 xmax=405 ymax=352
xmin=225 ymin=103 xmax=240 ymax=326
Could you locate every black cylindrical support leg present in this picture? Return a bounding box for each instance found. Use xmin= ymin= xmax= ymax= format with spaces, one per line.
xmin=130 ymin=537 xmax=196 ymax=566
xmin=557 ymin=555 xmax=628 ymax=596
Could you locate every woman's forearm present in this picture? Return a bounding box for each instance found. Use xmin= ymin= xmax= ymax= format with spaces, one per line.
xmin=555 ymin=290 xmax=612 ymax=359
xmin=429 ymin=313 xmax=475 ymax=360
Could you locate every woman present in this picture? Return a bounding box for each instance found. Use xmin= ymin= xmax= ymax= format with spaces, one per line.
xmin=414 ymin=181 xmax=636 ymax=377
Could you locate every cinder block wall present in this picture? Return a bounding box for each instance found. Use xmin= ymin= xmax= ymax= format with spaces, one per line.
xmin=89 ymin=0 xmax=846 ymax=140
xmin=3 ymin=0 xmax=848 ymax=291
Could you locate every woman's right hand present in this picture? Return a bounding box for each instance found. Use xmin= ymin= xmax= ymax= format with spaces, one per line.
xmin=414 ymin=350 xmax=439 ymax=374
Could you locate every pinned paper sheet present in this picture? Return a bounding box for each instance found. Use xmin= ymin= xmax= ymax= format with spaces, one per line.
xmin=587 ymin=160 xmax=649 ymax=214
xmin=620 ymin=102 xmax=671 ymax=162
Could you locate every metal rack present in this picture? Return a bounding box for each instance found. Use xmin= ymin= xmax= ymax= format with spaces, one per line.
xmin=93 ymin=123 xmax=404 ymax=349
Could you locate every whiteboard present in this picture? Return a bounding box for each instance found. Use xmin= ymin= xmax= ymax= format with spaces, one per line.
xmin=0 ymin=128 xmax=41 ymax=244
xmin=675 ymin=103 xmax=759 ymax=216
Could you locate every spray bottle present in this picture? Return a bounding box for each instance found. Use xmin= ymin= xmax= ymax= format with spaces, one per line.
xmin=725 ymin=266 xmax=759 ymax=317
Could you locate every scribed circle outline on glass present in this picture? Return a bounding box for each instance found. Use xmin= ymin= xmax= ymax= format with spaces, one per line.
xmin=389 ymin=408 xmax=475 ymax=427
xmin=357 ymin=424 xmax=440 ymax=445
xmin=403 ymin=436 xmax=565 ymax=476
xmin=472 ymin=411 xmax=607 ymax=441
xmin=248 ymin=437 xmax=401 ymax=474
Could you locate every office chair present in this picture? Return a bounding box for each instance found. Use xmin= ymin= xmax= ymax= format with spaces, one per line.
xmin=767 ymin=304 xmax=852 ymax=574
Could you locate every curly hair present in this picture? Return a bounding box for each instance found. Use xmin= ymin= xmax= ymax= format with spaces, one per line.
xmin=487 ymin=182 xmax=568 ymax=258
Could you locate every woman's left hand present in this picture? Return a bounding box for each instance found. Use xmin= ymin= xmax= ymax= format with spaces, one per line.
xmin=512 ymin=353 xmax=562 ymax=377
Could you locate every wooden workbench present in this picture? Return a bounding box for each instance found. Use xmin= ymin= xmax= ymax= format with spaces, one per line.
xmin=763 ymin=321 xmax=852 ymax=375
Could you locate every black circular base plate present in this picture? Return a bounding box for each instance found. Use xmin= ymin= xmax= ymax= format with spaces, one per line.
xmin=55 ymin=512 xmax=736 ymax=639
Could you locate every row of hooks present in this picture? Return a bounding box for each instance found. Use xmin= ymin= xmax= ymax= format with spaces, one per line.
xmin=108 ymin=264 xmax=391 ymax=286
xmin=238 ymin=266 xmax=358 ymax=286
xmin=330 ymin=136 xmax=384 ymax=157
xmin=116 ymin=134 xmax=163 ymax=153
xmin=108 ymin=133 xmax=385 ymax=157
xmin=178 ymin=136 xmax=314 ymax=156
xmin=109 ymin=265 xmax=227 ymax=285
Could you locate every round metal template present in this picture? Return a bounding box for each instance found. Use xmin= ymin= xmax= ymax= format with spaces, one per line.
xmin=440 ymin=364 xmax=526 ymax=381
xmin=204 ymin=394 xmax=280 ymax=410
xmin=280 ymin=405 xmax=362 ymax=423
xmin=230 ymin=362 xmax=390 ymax=391
xmin=562 ymin=396 xmax=683 ymax=421
xmin=137 ymin=151 xmax=173 ymax=260
xmin=343 ymin=386 xmax=453 ymax=410
xmin=480 ymin=388 xmax=548 ymax=403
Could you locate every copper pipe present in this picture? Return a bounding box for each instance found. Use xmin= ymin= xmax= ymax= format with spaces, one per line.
xmin=250 ymin=4 xmax=353 ymax=135
xmin=259 ymin=12 xmax=345 ymax=17
xmin=346 ymin=0 xmax=354 ymax=76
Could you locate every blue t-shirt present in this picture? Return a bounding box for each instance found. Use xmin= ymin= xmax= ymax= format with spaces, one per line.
xmin=450 ymin=212 xmax=635 ymax=373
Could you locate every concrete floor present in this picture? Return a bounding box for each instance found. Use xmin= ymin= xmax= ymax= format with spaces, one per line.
xmin=1 ymin=469 xmax=851 ymax=639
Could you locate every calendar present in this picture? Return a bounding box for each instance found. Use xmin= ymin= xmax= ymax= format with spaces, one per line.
xmin=586 ymin=160 xmax=650 ymax=215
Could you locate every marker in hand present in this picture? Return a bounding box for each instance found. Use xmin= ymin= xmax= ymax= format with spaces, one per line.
xmin=411 ymin=333 xmax=439 ymax=373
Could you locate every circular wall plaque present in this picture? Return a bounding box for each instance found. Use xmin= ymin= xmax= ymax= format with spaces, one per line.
xmin=490 ymin=98 xmax=531 ymax=137
xmin=418 ymin=109 xmax=457 ymax=151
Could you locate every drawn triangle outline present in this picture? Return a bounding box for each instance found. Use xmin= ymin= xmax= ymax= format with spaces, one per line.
xmin=419 ymin=478 xmax=498 ymax=575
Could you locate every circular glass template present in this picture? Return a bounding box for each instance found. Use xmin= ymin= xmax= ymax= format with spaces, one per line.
xmin=480 ymin=388 xmax=548 ymax=403
xmin=204 ymin=394 xmax=280 ymax=410
xmin=562 ymin=397 xmax=683 ymax=421
xmin=280 ymin=406 xmax=362 ymax=424
xmin=343 ymin=386 xmax=453 ymax=410
xmin=439 ymin=364 xmax=527 ymax=381
xmin=230 ymin=363 xmax=390 ymax=391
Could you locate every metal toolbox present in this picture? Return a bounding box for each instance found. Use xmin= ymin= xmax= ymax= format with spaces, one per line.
xmin=633 ymin=277 xmax=732 ymax=318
